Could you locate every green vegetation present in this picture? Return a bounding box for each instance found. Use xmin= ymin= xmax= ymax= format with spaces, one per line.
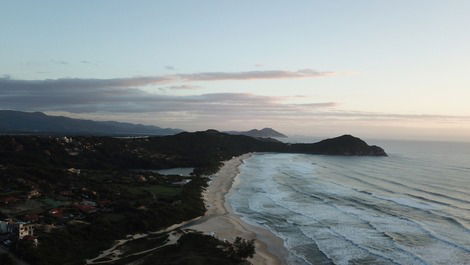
xmin=125 ymin=185 xmax=181 ymax=198
xmin=0 ymin=253 xmax=14 ymax=265
xmin=41 ymin=198 xmax=69 ymax=208
xmin=11 ymin=176 xmax=209 ymax=265
xmin=140 ymin=233 xmax=255 ymax=265
xmin=0 ymin=131 xmax=385 ymax=265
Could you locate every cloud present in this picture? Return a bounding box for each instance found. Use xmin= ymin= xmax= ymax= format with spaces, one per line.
xmin=0 ymin=69 xmax=334 ymax=116
xmin=0 ymin=75 xmax=335 ymax=115
xmin=165 ymin=65 xmax=176 ymax=70
xmin=175 ymin=69 xmax=334 ymax=81
xmin=161 ymin=85 xmax=202 ymax=90
xmin=2 ymin=73 xmax=468 ymax=125
xmin=0 ymin=69 xmax=333 ymax=92
xmin=0 ymin=76 xmax=173 ymax=91
xmin=2 ymin=72 xmax=467 ymax=128
xmin=52 ymin=60 xmax=69 ymax=65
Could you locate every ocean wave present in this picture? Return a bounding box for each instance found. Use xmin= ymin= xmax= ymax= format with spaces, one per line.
xmin=228 ymin=153 xmax=470 ymax=265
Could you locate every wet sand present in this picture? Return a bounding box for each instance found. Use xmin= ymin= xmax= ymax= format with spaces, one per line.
xmin=187 ymin=154 xmax=288 ymax=265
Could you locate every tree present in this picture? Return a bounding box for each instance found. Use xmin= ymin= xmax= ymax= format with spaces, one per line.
xmin=227 ymin=237 xmax=255 ymax=261
xmin=0 ymin=253 xmax=14 ymax=265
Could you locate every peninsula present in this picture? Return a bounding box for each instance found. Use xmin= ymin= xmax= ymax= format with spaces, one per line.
xmin=0 ymin=130 xmax=386 ymax=265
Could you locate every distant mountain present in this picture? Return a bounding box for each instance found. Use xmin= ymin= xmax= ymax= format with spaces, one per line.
xmin=0 ymin=110 xmax=183 ymax=136
xmin=225 ymin=128 xmax=287 ymax=138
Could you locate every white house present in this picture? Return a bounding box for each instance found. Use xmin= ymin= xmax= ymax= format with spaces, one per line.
xmin=18 ymin=223 xmax=34 ymax=239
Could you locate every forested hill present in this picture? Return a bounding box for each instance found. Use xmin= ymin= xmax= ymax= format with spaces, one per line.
xmin=289 ymin=134 xmax=387 ymax=156
xmin=0 ymin=130 xmax=386 ymax=172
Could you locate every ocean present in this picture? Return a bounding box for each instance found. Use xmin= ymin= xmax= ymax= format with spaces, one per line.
xmin=227 ymin=139 xmax=470 ymax=265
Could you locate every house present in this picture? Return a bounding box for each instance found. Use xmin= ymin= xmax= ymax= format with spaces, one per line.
xmin=28 ymin=189 xmax=41 ymax=199
xmin=0 ymin=221 xmax=36 ymax=242
xmin=18 ymin=223 xmax=34 ymax=239
xmin=67 ymin=168 xmax=81 ymax=175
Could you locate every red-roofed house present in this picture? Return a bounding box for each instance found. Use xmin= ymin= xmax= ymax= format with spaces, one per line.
xmin=49 ymin=208 xmax=64 ymax=219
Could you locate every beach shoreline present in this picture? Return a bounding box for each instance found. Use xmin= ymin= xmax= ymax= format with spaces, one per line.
xmin=186 ymin=153 xmax=289 ymax=265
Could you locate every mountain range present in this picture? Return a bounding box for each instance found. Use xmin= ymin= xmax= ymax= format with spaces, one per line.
xmin=0 ymin=110 xmax=183 ymax=136
xmin=0 ymin=111 xmax=386 ymax=157
xmin=0 ymin=110 xmax=291 ymax=139
xmin=224 ymin=128 xmax=287 ymax=138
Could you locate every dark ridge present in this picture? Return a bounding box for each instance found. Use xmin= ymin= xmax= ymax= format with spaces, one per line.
xmin=0 ymin=131 xmax=386 ymax=171
xmin=0 ymin=110 xmax=183 ymax=136
xmin=289 ymin=134 xmax=387 ymax=156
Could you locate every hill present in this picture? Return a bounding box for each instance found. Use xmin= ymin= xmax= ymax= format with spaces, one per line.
xmin=289 ymin=134 xmax=387 ymax=156
xmin=225 ymin=128 xmax=287 ymax=138
xmin=0 ymin=110 xmax=183 ymax=136
xmin=0 ymin=130 xmax=386 ymax=172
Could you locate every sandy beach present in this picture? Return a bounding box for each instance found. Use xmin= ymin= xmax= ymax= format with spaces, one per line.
xmin=186 ymin=154 xmax=288 ymax=265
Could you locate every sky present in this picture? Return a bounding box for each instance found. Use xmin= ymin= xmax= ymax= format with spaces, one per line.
xmin=1 ymin=0 xmax=470 ymax=141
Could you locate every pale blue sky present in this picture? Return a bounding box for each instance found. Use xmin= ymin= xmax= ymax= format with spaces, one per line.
xmin=1 ymin=1 xmax=470 ymax=141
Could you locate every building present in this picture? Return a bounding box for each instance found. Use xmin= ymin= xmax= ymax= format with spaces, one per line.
xmin=67 ymin=168 xmax=81 ymax=175
xmin=0 ymin=220 xmax=35 ymax=240
xmin=18 ymin=223 xmax=34 ymax=239
xmin=28 ymin=189 xmax=41 ymax=199
xmin=0 ymin=220 xmax=14 ymax=234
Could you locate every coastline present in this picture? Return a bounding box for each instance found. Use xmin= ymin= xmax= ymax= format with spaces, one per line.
xmin=186 ymin=153 xmax=289 ymax=265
